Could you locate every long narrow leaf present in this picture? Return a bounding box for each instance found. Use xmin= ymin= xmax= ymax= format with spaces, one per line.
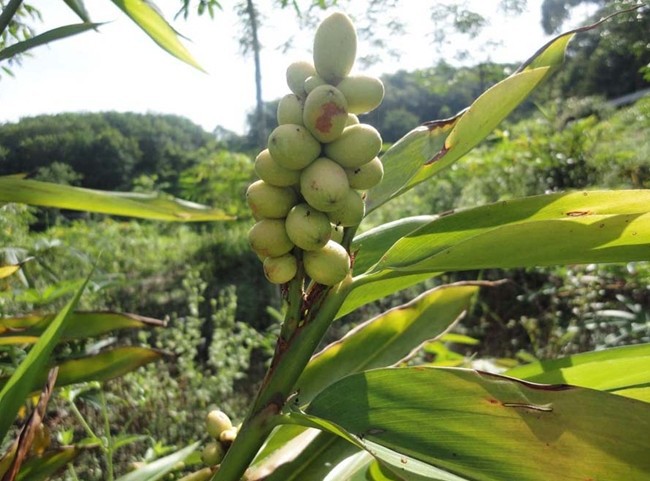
xmin=110 ymin=0 xmax=204 ymax=71
xmin=62 ymin=0 xmax=91 ymax=22
xmin=366 ymin=12 xmax=633 ymax=212
xmin=0 ymin=177 xmax=231 ymax=221
xmin=373 ymin=190 xmax=650 ymax=274
xmin=0 ymin=277 xmax=88 ymax=444
xmin=15 ymin=446 xmax=83 ymax=481
xmin=505 ymin=343 xmax=650 ymax=400
xmin=0 ymin=23 xmax=102 ymax=61
xmin=298 ymin=283 xmax=478 ymax=405
xmin=0 ymin=311 xmax=165 ymax=343
xmin=0 ymin=347 xmax=164 ymax=393
xmin=303 ymin=367 xmax=650 ymax=481
xmin=115 ymin=442 xmax=201 ymax=481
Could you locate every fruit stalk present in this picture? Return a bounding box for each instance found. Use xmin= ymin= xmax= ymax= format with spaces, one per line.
xmin=211 ymin=276 xmax=353 ymax=481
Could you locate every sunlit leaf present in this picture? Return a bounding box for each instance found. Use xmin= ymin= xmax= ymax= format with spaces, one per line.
xmin=0 ymin=347 xmax=163 ymax=394
xmin=352 ymin=216 xmax=437 ymax=275
xmin=0 ymin=23 xmax=102 ymax=61
xmin=373 ymin=190 xmax=650 ymax=274
xmin=0 ymin=177 xmax=232 ymax=221
xmin=366 ymin=117 xmax=461 ymax=213
xmin=248 ymin=429 xmax=358 ymax=481
xmin=338 ymin=271 xmax=439 ymax=319
xmin=0 ymin=277 xmax=87 ymax=444
xmin=110 ymin=0 xmax=204 ymax=71
xmin=115 ymin=442 xmax=201 ymax=481
xmin=298 ymin=284 xmax=478 ymax=405
xmin=302 ymin=367 xmax=650 ymax=481
xmin=0 ymin=265 xmax=21 ymax=279
xmin=366 ymin=13 xmax=631 ymax=212
xmin=0 ymin=311 xmax=164 ymax=343
xmin=505 ymin=343 xmax=650 ymax=400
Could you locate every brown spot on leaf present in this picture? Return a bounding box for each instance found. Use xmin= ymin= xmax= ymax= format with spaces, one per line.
xmin=566 ymin=210 xmax=591 ymax=217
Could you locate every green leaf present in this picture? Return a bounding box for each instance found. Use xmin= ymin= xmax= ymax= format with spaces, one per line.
xmin=0 ymin=177 xmax=232 ymax=221
xmin=110 ymin=0 xmax=204 ymax=71
xmin=337 ymin=271 xmax=439 ymax=319
xmin=62 ymin=0 xmax=92 ymax=22
xmin=0 ymin=347 xmax=163 ymax=393
xmin=352 ymin=216 xmax=437 ymax=275
xmin=0 ymin=311 xmax=165 ymax=344
xmin=373 ymin=190 xmax=650 ymax=274
xmin=0 ymin=277 xmax=88 ymax=444
xmin=0 ymin=264 xmax=21 ymax=279
xmin=15 ymin=446 xmax=83 ymax=481
xmin=366 ymin=118 xmax=461 ymax=213
xmin=366 ymin=15 xmax=621 ymax=212
xmin=505 ymin=343 xmax=650 ymax=398
xmin=298 ymin=284 xmax=478 ymax=405
xmin=248 ymin=430 xmax=358 ymax=481
xmin=305 ymin=367 xmax=650 ymax=481
xmin=115 ymin=442 xmax=201 ymax=481
xmin=0 ymin=23 xmax=103 ymax=61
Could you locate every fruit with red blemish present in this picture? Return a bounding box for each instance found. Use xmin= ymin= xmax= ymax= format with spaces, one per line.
xmin=303 ymin=85 xmax=348 ymax=143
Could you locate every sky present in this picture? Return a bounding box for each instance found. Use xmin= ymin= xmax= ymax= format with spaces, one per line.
xmin=0 ymin=0 xmax=586 ymax=135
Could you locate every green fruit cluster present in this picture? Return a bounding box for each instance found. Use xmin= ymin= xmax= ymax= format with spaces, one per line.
xmin=202 ymin=409 xmax=237 ymax=467
xmin=248 ymin=12 xmax=384 ymax=287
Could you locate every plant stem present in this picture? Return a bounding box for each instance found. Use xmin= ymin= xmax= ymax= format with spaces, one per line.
xmin=68 ymin=399 xmax=98 ymax=442
xmin=0 ymin=0 xmax=22 ymax=36
xmin=99 ymin=389 xmax=115 ymax=481
xmin=212 ymin=276 xmax=353 ymax=481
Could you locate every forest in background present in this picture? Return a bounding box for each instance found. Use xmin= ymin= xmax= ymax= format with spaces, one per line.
xmin=1 ymin=1 xmax=649 ymax=479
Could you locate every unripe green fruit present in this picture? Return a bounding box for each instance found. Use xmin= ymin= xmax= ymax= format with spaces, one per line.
xmin=304 ymin=75 xmax=327 ymax=94
xmin=324 ymin=124 xmax=382 ymax=168
xmin=285 ymin=203 xmax=332 ymax=251
xmin=277 ymin=94 xmax=304 ymax=125
xmin=263 ymin=254 xmax=298 ymax=284
xmin=300 ymin=157 xmax=350 ymax=212
xmin=313 ymin=12 xmax=357 ymax=84
xmin=345 ymin=156 xmax=384 ymax=190
xmin=178 ymin=468 xmax=214 ymax=481
xmin=246 ymin=180 xmax=298 ymax=219
xmin=303 ymin=240 xmax=351 ymax=286
xmin=286 ymin=61 xmax=316 ymax=98
xmin=206 ymin=409 xmax=233 ymax=439
xmin=219 ymin=427 xmax=238 ymax=445
xmin=327 ymin=189 xmax=365 ymax=227
xmin=254 ymin=149 xmax=301 ymax=187
xmin=201 ymin=442 xmax=225 ymax=466
xmin=336 ymin=75 xmax=385 ymax=114
xmin=346 ymin=113 xmax=360 ymax=126
xmin=331 ymin=224 xmax=344 ymax=244
xmin=268 ymin=124 xmax=321 ymax=171
xmin=303 ymin=85 xmax=348 ymax=143
xmin=248 ymin=219 xmax=294 ymax=258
